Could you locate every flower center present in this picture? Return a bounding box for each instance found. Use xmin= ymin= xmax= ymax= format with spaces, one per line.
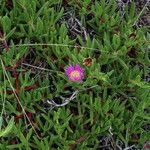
xmin=70 ymin=70 xmax=80 ymax=78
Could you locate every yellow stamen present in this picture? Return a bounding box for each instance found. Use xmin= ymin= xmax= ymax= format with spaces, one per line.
xmin=70 ymin=70 xmax=80 ymax=78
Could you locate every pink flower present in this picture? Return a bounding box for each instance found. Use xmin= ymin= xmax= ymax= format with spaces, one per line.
xmin=65 ymin=64 xmax=84 ymax=82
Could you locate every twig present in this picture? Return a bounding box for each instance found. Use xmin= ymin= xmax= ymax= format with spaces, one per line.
xmin=133 ymin=0 xmax=150 ymax=26
xmin=46 ymin=85 xmax=99 ymax=109
xmin=47 ymin=90 xmax=78 ymax=108
xmin=7 ymin=43 xmax=101 ymax=52
xmin=0 ymin=58 xmax=41 ymax=139
xmin=124 ymin=145 xmax=135 ymax=150
xmin=21 ymin=63 xmax=63 ymax=73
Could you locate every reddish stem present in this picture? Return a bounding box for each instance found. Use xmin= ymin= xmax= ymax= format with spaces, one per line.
xmin=0 ymin=31 xmax=9 ymax=51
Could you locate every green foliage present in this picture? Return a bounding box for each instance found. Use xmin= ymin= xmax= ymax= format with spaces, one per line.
xmin=0 ymin=0 xmax=150 ymax=149
xmin=0 ymin=117 xmax=14 ymax=137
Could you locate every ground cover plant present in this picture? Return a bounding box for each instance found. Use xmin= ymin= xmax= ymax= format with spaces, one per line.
xmin=0 ymin=0 xmax=150 ymax=149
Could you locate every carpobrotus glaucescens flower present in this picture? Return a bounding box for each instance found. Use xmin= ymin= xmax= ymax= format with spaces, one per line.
xmin=65 ymin=64 xmax=84 ymax=82
xmin=83 ymin=57 xmax=93 ymax=66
